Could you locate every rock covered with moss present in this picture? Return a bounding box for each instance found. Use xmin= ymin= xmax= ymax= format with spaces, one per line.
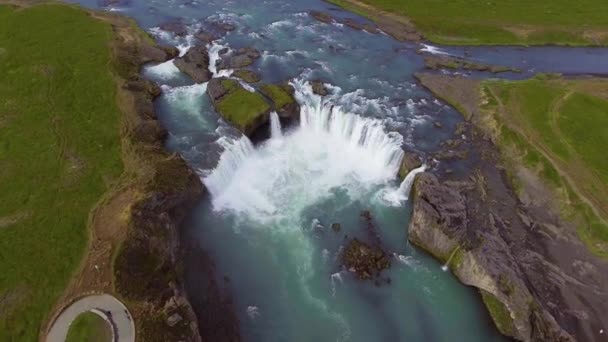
xmin=207 ymin=78 xmax=270 ymax=135
xmin=260 ymin=84 xmax=299 ymax=120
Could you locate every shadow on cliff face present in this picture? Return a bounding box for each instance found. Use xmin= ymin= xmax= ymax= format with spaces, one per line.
xmin=181 ymin=217 xmax=242 ymax=342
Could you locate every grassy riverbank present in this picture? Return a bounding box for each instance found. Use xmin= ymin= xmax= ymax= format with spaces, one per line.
xmin=328 ymin=0 xmax=608 ymax=45
xmin=416 ymin=73 xmax=608 ymax=257
xmin=0 ymin=3 xmax=124 ymax=340
xmin=481 ymin=76 xmax=608 ymax=256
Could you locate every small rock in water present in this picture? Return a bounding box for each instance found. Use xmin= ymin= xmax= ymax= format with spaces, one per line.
xmin=159 ymin=20 xmax=188 ymax=36
xmin=309 ymin=10 xmax=334 ymax=24
xmin=311 ymin=80 xmax=328 ymax=96
xmin=342 ymin=238 xmax=391 ymax=281
xmin=331 ymin=223 xmax=341 ymax=232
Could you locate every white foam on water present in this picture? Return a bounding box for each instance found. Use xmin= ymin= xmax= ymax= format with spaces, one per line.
xmin=208 ymin=42 xmax=234 ymax=78
xmin=420 ymin=44 xmax=450 ymax=56
xmin=247 ymin=306 xmax=260 ymax=319
xmin=145 ymin=60 xmax=182 ymax=82
xmin=330 ymin=271 xmax=345 ymax=297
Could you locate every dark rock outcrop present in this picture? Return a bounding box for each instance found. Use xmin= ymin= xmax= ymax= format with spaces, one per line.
xmin=424 ymin=55 xmax=520 ymax=74
xmin=195 ymin=31 xmax=217 ymax=44
xmin=414 ymin=72 xmax=608 ymax=342
xmin=160 ymin=20 xmax=188 ymax=36
xmin=207 ymin=77 xmax=231 ymax=102
xmin=339 ymin=18 xmax=379 ymax=33
xmin=210 ymin=21 xmax=236 ymax=34
xmin=233 ymin=69 xmax=261 ymax=84
xmin=173 ymin=45 xmax=212 ymax=83
xmin=398 ymin=151 xmax=422 ymax=179
xmin=408 ymin=170 xmax=577 ymax=341
xmin=342 ymin=238 xmax=391 ymax=280
xmin=311 ymin=80 xmax=328 ymax=96
xmin=309 ymin=10 xmax=334 ymax=24
xmin=218 ymin=47 xmax=261 ymax=70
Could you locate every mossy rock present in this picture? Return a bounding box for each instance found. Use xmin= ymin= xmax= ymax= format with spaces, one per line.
xmin=260 ymin=84 xmax=299 ymax=119
xmin=208 ymin=78 xmax=271 ymax=135
xmin=480 ymin=290 xmax=517 ymax=338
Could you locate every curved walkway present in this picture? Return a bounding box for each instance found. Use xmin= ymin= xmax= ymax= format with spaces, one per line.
xmin=46 ymin=294 xmax=135 ymax=342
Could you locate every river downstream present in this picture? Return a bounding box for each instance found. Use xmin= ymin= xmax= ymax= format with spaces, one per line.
xmin=68 ymin=0 xmax=608 ymax=341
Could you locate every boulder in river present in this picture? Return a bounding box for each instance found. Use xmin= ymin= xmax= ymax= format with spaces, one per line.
xmin=159 ymin=20 xmax=188 ymax=36
xmin=195 ymin=31 xmax=217 ymax=44
xmin=260 ymin=84 xmax=299 ymax=120
xmin=311 ymin=80 xmax=328 ymax=96
xmin=309 ymin=10 xmax=334 ymax=24
xmin=398 ymin=152 xmax=422 ymax=179
xmin=233 ymin=69 xmax=261 ymax=84
xmin=207 ymin=78 xmax=271 ymax=136
xmin=173 ymin=45 xmax=212 ymax=83
xmin=218 ymin=47 xmax=261 ymax=70
xmin=342 ymin=238 xmax=391 ymax=280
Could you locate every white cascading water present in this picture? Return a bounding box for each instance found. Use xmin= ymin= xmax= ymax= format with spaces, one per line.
xmin=203 ymin=78 xmax=406 ymax=221
xmin=382 ymin=164 xmax=427 ymax=206
xmin=270 ymin=111 xmax=282 ymax=139
xmin=208 ymin=42 xmax=234 ymax=78
xmin=203 ymin=135 xmax=255 ymax=200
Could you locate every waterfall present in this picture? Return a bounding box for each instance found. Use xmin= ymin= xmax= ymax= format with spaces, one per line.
xmin=208 ymin=42 xmax=233 ymax=78
xmin=270 ymin=111 xmax=282 ymax=139
xmin=202 ymin=135 xmax=254 ymax=197
xmin=202 ymin=78 xmax=407 ymax=217
xmin=397 ymin=164 xmax=427 ymax=198
xmin=291 ymin=78 xmax=405 ymax=179
xmin=382 ymin=164 xmax=426 ymax=206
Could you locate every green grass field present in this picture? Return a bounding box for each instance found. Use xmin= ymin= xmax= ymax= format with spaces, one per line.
xmin=0 ymin=4 xmax=124 ymax=340
xmin=482 ymin=78 xmax=608 ymax=256
xmin=66 ymin=312 xmax=112 ymax=342
xmin=329 ymin=0 xmax=608 ymax=45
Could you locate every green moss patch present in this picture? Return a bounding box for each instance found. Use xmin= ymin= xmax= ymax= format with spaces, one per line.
xmin=481 ymin=290 xmax=516 ymax=337
xmin=216 ymin=87 xmax=270 ymax=131
xmin=261 ymin=84 xmax=294 ymax=109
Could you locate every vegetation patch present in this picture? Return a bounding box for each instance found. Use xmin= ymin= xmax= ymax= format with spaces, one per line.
xmin=66 ymin=312 xmax=112 ymax=342
xmin=480 ymin=290 xmax=516 ymax=337
xmin=215 ymin=84 xmax=270 ymax=132
xmin=481 ymin=78 xmax=608 ymax=256
xmin=261 ymin=84 xmax=295 ymax=109
xmin=328 ymin=0 xmax=608 ymax=45
xmin=0 ymin=4 xmax=123 ymax=339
